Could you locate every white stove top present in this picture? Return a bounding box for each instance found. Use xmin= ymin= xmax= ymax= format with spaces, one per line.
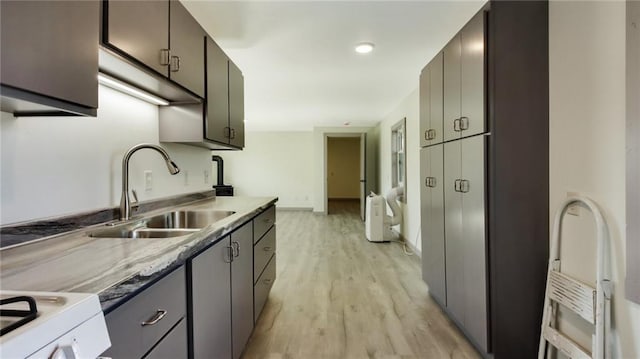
xmin=0 ymin=290 xmax=110 ymax=359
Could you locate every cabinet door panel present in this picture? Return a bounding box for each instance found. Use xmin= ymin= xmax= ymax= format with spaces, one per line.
xmin=231 ymin=224 xmax=254 ymax=359
xmin=169 ymin=0 xmax=205 ymax=97
xmin=461 ymin=135 xmax=488 ymax=351
xmin=443 ymin=36 xmax=462 ymax=142
xmin=419 ymin=66 xmax=431 ymax=147
xmin=429 ymin=52 xmax=444 ymax=145
xmin=461 ymin=12 xmax=487 ymax=137
xmin=421 ymin=145 xmax=446 ymax=305
xmin=1 ymin=1 xmax=99 ymax=108
xmin=206 ymin=38 xmax=230 ymax=144
xmin=229 ymin=60 xmax=245 ymax=148
xmin=105 ymin=0 xmax=169 ymax=76
xmin=191 ymin=238 xmax=232 ymax=359
xmin=444 ymin=140 xmax=464 ymax=324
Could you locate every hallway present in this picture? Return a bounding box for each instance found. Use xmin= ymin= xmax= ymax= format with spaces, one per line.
xmin=243 ymin=202 xmax=480 ymax=358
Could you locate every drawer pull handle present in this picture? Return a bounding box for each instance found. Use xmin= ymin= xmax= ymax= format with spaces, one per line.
xmin=141 ymin=309 xmax=167 ymax=326
xmin=263 ymin=278 xmax=273 ymax=285
xmin=263 ymin=246 xmax=272 ymax=252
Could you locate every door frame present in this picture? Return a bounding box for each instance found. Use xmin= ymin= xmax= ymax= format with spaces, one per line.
xmin=323 ymin=132 xmax=367 ymax=218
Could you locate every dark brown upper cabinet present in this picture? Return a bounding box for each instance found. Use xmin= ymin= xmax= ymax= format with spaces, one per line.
xmin=205 ymin=37 xmax=244 ymax=149
xmin=103 ymin=0 xmax=205 ymax=98
xmin=0 ymin=0 xmax=99 ymax=117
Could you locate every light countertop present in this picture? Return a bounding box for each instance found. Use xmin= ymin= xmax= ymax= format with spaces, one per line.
xmin=0 ymin=196 xmax=277 ymax=312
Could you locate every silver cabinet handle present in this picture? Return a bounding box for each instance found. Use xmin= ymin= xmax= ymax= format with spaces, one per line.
xmin=159 ymin=49 xmax=170 ymax=66
xmin=232 ymin=241 xmax=240 ymax=257
xmin=424 ymin=130 xmax=429 ymax=141
xmin=224 ymin=246 xmax=233 ymax=263
xmin=263 ymin=278 xmax=273 ymax=285
xmin=460 ymin=179 xmax=470 ymax=193
xmin=459 ymin=116 xmax=469 ymax=131
xmin=230 ymin=128 xmax=236 ymax=139
xmin=454 ymin=179 xmax=461 ymax=192
xmin=425 ymin=177 xmax=436 ymax=188
xmin=263 ymin=246 xmax=272 ymax=252
xmin=224 ymin=127 xmax=231 ymax=139
xmin=170 ymin=55 xmax=180 ymax=72
xmin=425 ymin=129 xmax=436 ymax=140
xmin=141 ymin=309 xmax=167 ymax=326
xmin=453 ymin=118 xmax=461 ymax=132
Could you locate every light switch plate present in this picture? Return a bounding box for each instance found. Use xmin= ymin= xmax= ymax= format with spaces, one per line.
xmin=567 ymin=191 xmax=580 ymax=216
xmin=144 ymin=170 xmax=153 ymax=191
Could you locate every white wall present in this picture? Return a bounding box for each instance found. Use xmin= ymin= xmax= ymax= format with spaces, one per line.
xmin=550 ymin=1 xmax=640 ymax=357
xmin=212 ymin=131 xmax=314 ymax=209
xmin=378 ymin=87 xmax=421 ymax=252
xmin=327 ymin=137 xmax=360 ymax=199
xmin=0 ymin=85 xmax=212 ymax=225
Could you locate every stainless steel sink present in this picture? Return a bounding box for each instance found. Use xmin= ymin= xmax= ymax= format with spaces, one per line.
xmin=145 ymin=210 xmax=235 ymax=229
xmin=89 ymin=226 xmax=198 ymax=239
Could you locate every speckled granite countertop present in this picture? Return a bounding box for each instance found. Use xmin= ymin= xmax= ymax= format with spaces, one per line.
xmin=0 ymin=196 xmax=277 ymax=313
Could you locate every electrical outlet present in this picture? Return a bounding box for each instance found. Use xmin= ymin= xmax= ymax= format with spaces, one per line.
xmin=567 ymin=191 xmax=580 ymax=216
xmin=203 ymin=169 xmax=209 ymax=184
xmin=184 ymin=170 xmax=190 ymax=186
xmin=144 ymin=170 xmax=153 ymax=191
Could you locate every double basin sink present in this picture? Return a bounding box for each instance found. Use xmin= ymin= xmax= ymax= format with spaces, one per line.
xmin=89 ymin=210 xmax=235 ymax=239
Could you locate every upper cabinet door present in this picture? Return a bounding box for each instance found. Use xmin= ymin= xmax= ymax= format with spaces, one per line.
xmin=443 ymin=36 xmax=462 ymax=142
xmin=228 ymin=60 xmax=245 ymax=148
xmin=169 ymin=0 xmax=205 ymax=97
xmin=460 ymin=12 xmax=487 ymax=138
xmin=429 ymin=52 xmax=444 ymax=145
xmin=0 ymin=0 xmax=99 ymax=112
xmin=419 ymin=65 xmax=431 ymax=148
xmin=104 ymin=0 xmax=169 ymax=76
xmin=206 ymin=37 xmax=230 ymax=144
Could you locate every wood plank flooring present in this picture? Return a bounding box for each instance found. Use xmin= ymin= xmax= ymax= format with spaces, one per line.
xmin=243 ymin=200 xmax=480 ymax=359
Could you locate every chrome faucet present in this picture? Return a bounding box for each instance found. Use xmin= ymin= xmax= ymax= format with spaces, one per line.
xmin=120 ymin=143 xmax=180 ymax=221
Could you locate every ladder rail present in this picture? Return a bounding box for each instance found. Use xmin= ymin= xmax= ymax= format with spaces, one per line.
xmin=538 ymin=196 xmax=611 ymax=359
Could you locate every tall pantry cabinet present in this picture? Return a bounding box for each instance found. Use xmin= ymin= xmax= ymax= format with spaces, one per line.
xmin=419 ymin=2 xmax=549 ymax=358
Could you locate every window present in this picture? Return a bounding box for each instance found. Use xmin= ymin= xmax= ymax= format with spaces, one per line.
xmin=391 ymin=118 xmax=406 ymax=203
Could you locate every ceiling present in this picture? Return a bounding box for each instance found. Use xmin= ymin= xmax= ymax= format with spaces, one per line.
xmin=182 ymin=1 xmax=487 ymax=132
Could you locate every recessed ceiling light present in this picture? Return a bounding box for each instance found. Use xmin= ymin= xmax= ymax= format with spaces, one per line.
xmin=355 ymin=42 xmax=375 ymax=54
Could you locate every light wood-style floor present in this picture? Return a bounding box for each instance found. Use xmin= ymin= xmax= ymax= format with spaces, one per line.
xmin=243 ymin=200 xmax=480 ymax=359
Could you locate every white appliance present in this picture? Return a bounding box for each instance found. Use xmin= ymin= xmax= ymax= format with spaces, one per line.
xmin=365 ymin=193 xmax=386 ymax=242
xmin=365 ymin=186 xmax=404 ymax=243
xmin=0 ymin=290 xmax=110 ymax=359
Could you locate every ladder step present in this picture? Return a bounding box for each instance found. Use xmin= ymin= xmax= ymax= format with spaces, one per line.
xmin=543 ymin=326 xmax=592 ymax=359
xmin=548 ymin=270 xmax=596 ymax=324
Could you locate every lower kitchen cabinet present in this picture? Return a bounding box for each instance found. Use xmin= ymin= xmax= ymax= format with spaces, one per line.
xmin=102 ymin=266 xmax=187 ymax=359
xmin=231 ymin=222 xmax=254 ymax=359
xmin=189 ymin=236 xmax=232 ymax=359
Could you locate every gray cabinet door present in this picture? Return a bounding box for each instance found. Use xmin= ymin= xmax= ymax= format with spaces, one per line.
xmin=105 ymin=0 xmax=169 ymax=76
xmin=460 ymin=12 xmax=486 ymax=138
xmin=420 ymin=145 xmax=446 ymax=306
xmin=0 ymin=0 xmax=99 ymax=109
xmin=228 ymin=60 xmax=245 ymax=148
xmin=231 ymin=223 xmax=254 ymax=359
xmin=205 ymin=37 xmax=230 ymax=144
xmin=444 ymin=140 xmax=464 ymax=325
xmin=460 ymin=135 xmax=488 ymax=352
xmin=191 ymin=237 xmax=232 ymax=359
xmin=144 ymin=319 xmax=187 ymax=359
xmin=443 ymin=36 xmax=462 ymax=142
xmin=169 ymin=0 xmax=205 ymax=97
xmin=419 ymin=65 xmax=431 ymax=147
xmin=429 ymin=52 xmax=444 ymax=145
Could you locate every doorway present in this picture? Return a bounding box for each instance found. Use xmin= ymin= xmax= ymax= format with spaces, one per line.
xmin=325 ymin=134 xmax=366 ymax=219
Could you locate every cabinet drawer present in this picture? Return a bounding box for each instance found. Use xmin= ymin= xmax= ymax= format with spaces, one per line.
xmin=103 ymin=266 xmax=186 ymax=359
xmin=254 ymin=226 xmax=276 ymax=283
xmin=254 ymin=255 xmax=276 ymax=323
xmin=144 ymin=318 xmax=187 ymax=359
xmin=253 ymin=206 xmax=275 ymax=243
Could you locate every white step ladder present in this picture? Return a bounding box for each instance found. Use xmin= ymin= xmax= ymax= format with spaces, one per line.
xmin=538 ymin=196 xmax=612 ymax=359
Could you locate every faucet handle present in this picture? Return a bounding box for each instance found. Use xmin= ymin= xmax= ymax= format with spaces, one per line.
xmin=131 ymin=189 xmax=139 ymax=209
